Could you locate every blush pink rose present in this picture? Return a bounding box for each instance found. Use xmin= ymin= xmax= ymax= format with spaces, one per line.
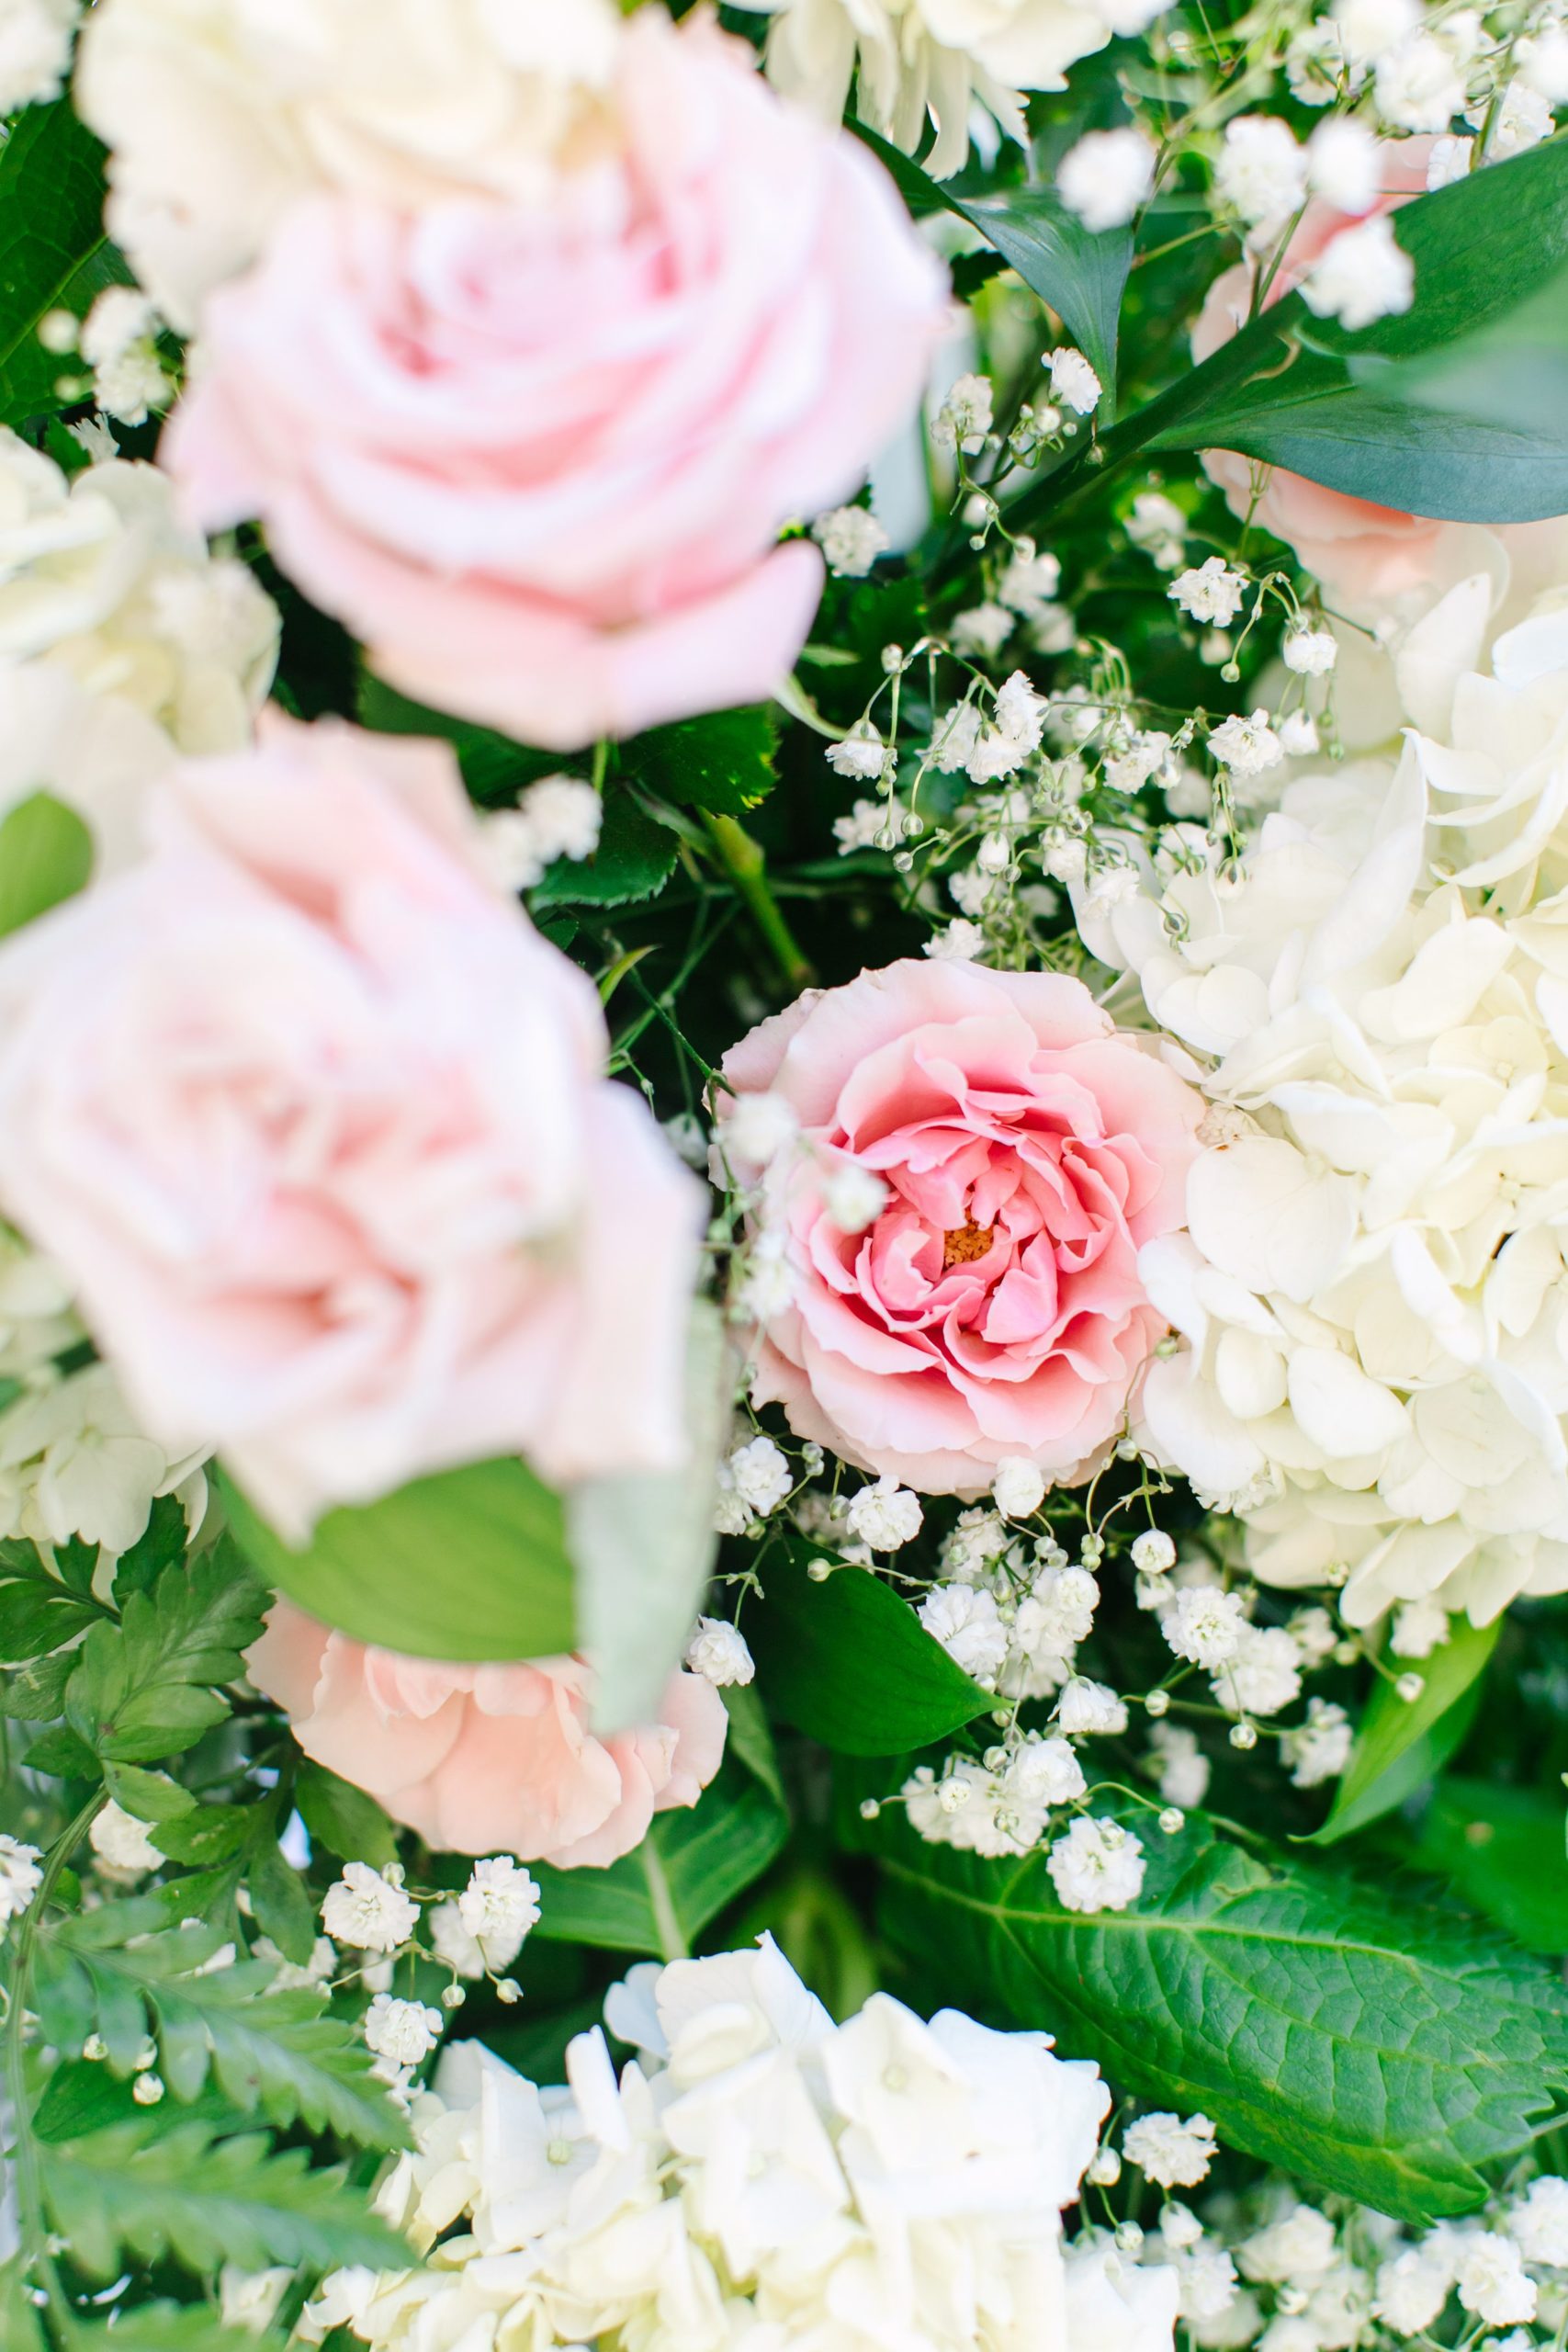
xmin=247 ymin=1599 xmax=728 ymax=1868
xmin=721 ymin=959 xmax=1202 ymax=1497
xmin=0 ymin=712 xmax=704 ymax=1538
xmin=162 ymin=12 xmax=950 ymax=752
xmin=1191 ymin=140 xmax=1460 ymax=615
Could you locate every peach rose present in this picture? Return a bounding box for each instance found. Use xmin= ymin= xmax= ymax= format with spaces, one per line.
xmin=247 ymin=1599 xmax=728 ymax=1868
xmin=0 ymin=713 xmax=703 ymax=1537
xmin=163 ymin=12 xmax=950 ymax=752
xmin=1192 ymin=139 xmax=1477 ymax=618
xmin=721 ymin=959 xmax=1202 ymax=1497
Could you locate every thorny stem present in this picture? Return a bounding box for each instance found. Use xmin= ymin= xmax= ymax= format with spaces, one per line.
xmin=699 ymin=813 xmax=816 ymax=993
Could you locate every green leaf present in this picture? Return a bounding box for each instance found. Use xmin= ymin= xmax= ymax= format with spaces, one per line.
xmin=104 ymin=1763 xmax=197 ymax=1825
xmin=749 ymin=1538 xmax=990 ymax=1757
xmin=0 ymin=791 xmax=94 ymax=938
xmin=1414 ymin=1777 xmax=1568 ymax=1955
xmin=22 ymin=1724 xmax=99 ymax=1780
xmin=41 ymin=2118 xmax=405 ymax=2280
xmin=626 ymin=707 xmax=779 ymax=819
xmin=42 ymin=1910 xmax=406 ymax=2150
xmin=219 ymin=1455 xmax=575 ymax=1662
xmin=152 ymin=1804 xmax=253 ymax=1867
xmin=1144 ymin=140 xmax=1568 ymax=520
xmin=245 ymin=1815 xmax=319 ymax=1967
xmin=69 ymin=2303 xmax=277 ymax=2352
xmin=296 ymin=1761 xmax=398 ymax=1871
xmin=0 ymin=2258 xmax=45 ymax=2352
xmin=854 ymin=127 xmax=1131 ymax=401
xmin=0 ymin=1543 xmax=100 ymax=1663
xmin=856 ymin=1798 xmax=1568 ymax=2221
xmin=65 ymin=1543 xmax=267 ymax=1763
xmin=112 ymin=1494 xmax=192 ymax=1606
xmin=532 ymin=1752 xmax=788 ymax=1958
xmin=0 ymin=1645 xmax=77 ymax=1720
xmin=1309 ymin=1616 xmax=1498 ymax=1846
xmin=531 ymin=785 xmax=680 ymax=910
xmin=0 ymin=104 xmax=133 ymax=431
xmin=721 ymin=1680 xmax=785 ymax=1810
xmin=571 ymin=1301 xmax=729 ymax=1734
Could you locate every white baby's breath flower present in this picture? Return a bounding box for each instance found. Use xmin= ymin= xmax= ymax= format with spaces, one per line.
xmin=847 ymin=1477 xmax=923 ymax=1551
xmin=1171 ymin=558 xmax=1247 ymax=627
xmin=1213 ymin=116 xmax=1306 ymax=231
xmin=1305 ymin=116 xmax=1382 ymax=213
xmin=1426 ymin=132 xmax=1473 ymax=187
xmin=457 ymin=1857 xmax=540 ymax=1968
xmin=1455 ymin=2234 xmax=1537 ymax=2327
xmin=825 ymin=721 xmax=888 ymax=781
xmin=1132 ymin=1530 xmax=1177 ymax=1573
xmin=953 ymin=602 xmax=1016 ymax=659
xmin=1282 ymin=624 xmax=1337 ymax=675
xmin=1148 ymin=1721 xmax=1210 ymax=1809
xmin=1162 ymin=1584 xmax=1247 ymax=1668
xmin=1124 ymin=2110 xmax=1218 ymax=2188
xmin=727 ymin=1434 xmax=792 ymax=1517
xmin=364 ymin=1994 xmax=444 ymax=2067
xmin=0 ymin=0 xmax=78 ymax=114
xmin=1509 ymin=2176 xmax=1568 ymax=2267
xmin=925 ymin=917 xmax=987 ymax=961
xmin=1056 ymin=1676 xmax=1129 ymax=1736
xmin=321 ymin=1862 xmax=418 ymax=1954
xmin=1047 ymin=1815 xmax=1146 ymax=1912
xmin=919 ymin=1581 xmax=1009 ymax=1685
xmin=1302 ymin=215 xmax=1414 ymax=330
xmin=811 ymin=503 xmax=888 ymax=577
xmin=932 ymin=371 xmax=994 ymax=454
xmin=993 ymin=1457 xmax=1047 ymax=1519
xmin=1059 ymin=126 xmax=1156 ymax=231
xmin=88 ymin=1799 xmax=164 ymax=1878
xmin=1048 ymin=347 xmax=1102 ymax=414
xmin=1278 ymin=709 xmax=1321 ymax=755
xmin=1281 ymin=1696 xmax=1354 ymax=1788
xmin=685 ymin=1616 xmax=755 ymax=1688
xmin=1208 ymin=710 xmax=1283 ymax=775
xmin=1374 ymin=31 xmax=1466 ymax=131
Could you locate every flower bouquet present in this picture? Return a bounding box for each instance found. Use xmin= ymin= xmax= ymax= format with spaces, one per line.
xmin=3 ymin=0 xmax=1568 ymax=2346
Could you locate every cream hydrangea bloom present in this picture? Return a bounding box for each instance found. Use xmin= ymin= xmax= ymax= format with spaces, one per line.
xmin=1080 ymin=629 xmax=1568 ymax=1630
xmin=739 ymin=0 xmax=1165 ymax=178
xmin=0 ymin=428 xmax=276 ymax=865
xmin=75 ymin=0 xmax=621 ymax=323
xmin=331 ymin=1935 xmax=1164 ymax=2352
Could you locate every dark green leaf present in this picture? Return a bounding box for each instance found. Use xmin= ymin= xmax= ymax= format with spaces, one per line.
xmin=0 ymin=792 xmax=94 ymax=938
xmin=532 ymin=1753 xmax=788 ymax=1957
xmin=856 ymin=1797 xmax=1568 ymax=2220
xmin=152 ymin=1804 xmax=253 ymax=1867
xmin=219 ymin=1457 xmax=575 ymax=1662
xmin=245 ymin=1818 xmax=319 ymax=1967
xmin=0 ymin=1544 xmax=99 ymax=1664
xmin=1414 ymin=1777 xmax=1568 ymax=1954
xmin=104 ymin=1763 xmax=196 ymax=1825
xmin=722 ymin=1680 xmax=785 ymax=1809
xmin=627 ymin=707 xmax=779 ymax=819
xmin=70 ymin=2303 xmax=276 ymax=2352
xmin=531 ymin=786 xmax=679 ymax=910
xmin=750 ymin=1538 xmax=990 ymax=1756
xmin=1 ymin=1645 xmax=77 ymax=1720
xmin=66 ymin=1542 xmax=267 ymax=1762
xmin=295 ymin=1762 xmax=398 ymax=1871
xmin=855 ymin=127 xmax=1131 ymax=401
xmin=41 ymin=2119 xmax=405 ymax=2279
xmin=112 ymin=1495 xmax=192 ymax=1606
xmin=1310 ymin=1616 xmax=1497 ymax=1846
xmin=22 ymin=1724 xmax=99 ymax=1781
xmin=0 ymin=104 xmax=133 ymax=431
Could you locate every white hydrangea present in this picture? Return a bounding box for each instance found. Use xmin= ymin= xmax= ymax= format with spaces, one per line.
xmin=0 ymin=1363 xmax=202 ymax=1555
xmin=218 ymin=2267 xmax=293 ymax=2339
xmin=847 ymin=1476 xmax=923 ymax=1550
xmin=685 ymin=1615 xmax=756 ymax=1688
xmin=321 ymin=1862 xmax=419 ymax=1954
xmin=1059 ymin=126 xmax=1156 ymax=231
xmin=88 ymin=1798 xmax=164 ymax=1878
xmin=1047 ymin=1815 xmax=1147 ymax=1912
xmin=1123 ymin=2110 xmax=1218 ymax=2188
xmin=1302 ymin=215 xmax=1415 ymax=331
xmin=0 ymin=1833 xmax=43 ymax=1924
xmin=77 ymin=0 xmax=622 ymax=322
xmin=811 ymin=503 xmax=889 ymax=578
xmin=348 ymin=1937 xmax=1136 ymax=2352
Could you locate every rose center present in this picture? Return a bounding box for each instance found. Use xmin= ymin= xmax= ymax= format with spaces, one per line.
xmin=942 ymin=1219 xmax=993 ymax=1270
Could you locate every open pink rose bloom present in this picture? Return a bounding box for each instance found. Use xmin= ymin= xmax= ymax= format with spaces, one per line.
xmin=723 ymin=959 xmax=1203 ymax=1498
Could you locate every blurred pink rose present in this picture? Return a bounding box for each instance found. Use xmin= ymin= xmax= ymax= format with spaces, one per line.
xmin=1191 ymin=140 xmax=1453 ymax=616
xmin=0 ymin=713 xmax=703 ymax=1537
xmin=247 ymin=1599 xmax=728 ymax=1867
xmin=721 ymin=959 xmax=1202 ymax=1497
xmin=163 ymin=12 xmax=949 ymax=752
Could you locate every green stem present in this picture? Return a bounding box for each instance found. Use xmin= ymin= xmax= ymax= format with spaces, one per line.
xmin=6 ymin=1791 xmax=107 ymax=2346
xmin=699 ymin=814 xmax=815 ymax=993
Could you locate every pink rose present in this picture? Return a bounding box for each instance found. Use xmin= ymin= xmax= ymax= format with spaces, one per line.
xmin=163 ymin=13 xmax=949 ymax=752
xmin=721 ymin=959 xmax=1202 ymax=1497
xmin=1192 ymin=140 xmax=1458 ymax=616
xmin=0 ymin=713 xmax=703 ymax=1537
xmin=247 ymin=1599 xmax=728 ymax=1868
